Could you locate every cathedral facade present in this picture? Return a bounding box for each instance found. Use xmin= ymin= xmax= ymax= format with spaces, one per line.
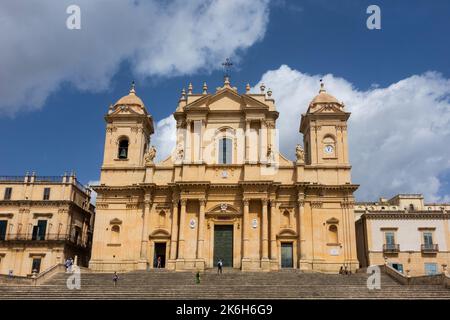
xmin=90 ymin=77 xmax=359 ymax=273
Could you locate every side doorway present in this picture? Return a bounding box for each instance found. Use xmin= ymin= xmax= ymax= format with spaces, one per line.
xmin=153 ymin=243 xmax=166 ymax=268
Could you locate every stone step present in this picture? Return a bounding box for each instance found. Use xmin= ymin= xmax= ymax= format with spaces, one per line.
xmin=1 ymin=270 xmax=449 ymax=299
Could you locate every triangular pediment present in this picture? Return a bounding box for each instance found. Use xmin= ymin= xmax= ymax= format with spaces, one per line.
xmin=206 ymin=88 xmax=244 ymax=111
xmin=242 ymin=94 xmax=270 ymax=110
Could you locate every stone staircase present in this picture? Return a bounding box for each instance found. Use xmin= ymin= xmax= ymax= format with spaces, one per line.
xmin=1 ymin=269 xmax=449 ymax=299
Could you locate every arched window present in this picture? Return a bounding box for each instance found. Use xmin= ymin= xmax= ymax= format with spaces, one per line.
xmin=328 ymin=225 xmax=338 ymax=244
xmin=118 ymin=138 xmax=129 ymax=159
xmin=409 ymin=204 xmax=414 ymax=211
xmin=218 ymin=137 xmax=232 ymax=164
xmin=111 ymin=225 xmax=120 ymax=243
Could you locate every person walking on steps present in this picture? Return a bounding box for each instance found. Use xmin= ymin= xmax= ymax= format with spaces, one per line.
xmin=217 ymin=258 xmax=223 ymax=275
xmin=195 ymin=271 xmax=201 ymax=284
xmin=113 ymin=271 xmax=119 ymax=287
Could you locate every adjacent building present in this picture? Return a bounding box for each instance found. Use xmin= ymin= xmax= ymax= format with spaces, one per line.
xmin=0 ymin=173 xmax=95 ymax=276
xmin=355 ymin=194 xmax=450 ymax=276
xmin=89 ymin=78 xmax=360 ymax=273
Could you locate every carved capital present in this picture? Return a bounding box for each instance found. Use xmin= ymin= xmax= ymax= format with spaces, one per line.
xmin=199 ymin=199 xmax=207 ymax=207
xmin=243 ymin=199 xmax=249 ymax=206
xmin=180 ymin=199 xmax=187 ymax=206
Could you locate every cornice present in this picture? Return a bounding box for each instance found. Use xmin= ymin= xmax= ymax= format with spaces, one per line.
xmin=362 ymin=212 xmax=450 ymax=220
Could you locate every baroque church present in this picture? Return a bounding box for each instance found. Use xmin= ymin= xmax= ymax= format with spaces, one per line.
xmin=90 ymin=76 xmax=359 ymax=272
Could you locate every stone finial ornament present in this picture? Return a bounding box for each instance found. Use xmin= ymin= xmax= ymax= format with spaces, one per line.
xmin=245 ymin=83 xmax=250 ymax=93
xmin=267 ymin=88 xmax=272 ymax=97
xmin=130 ymin=80 xmax=136 ymax=94
xmin=202 ymin=82 xmax=208 ymax=94
xmin=260 ymin=83 xmax=266 ymax=93
xmin=188 ymin=83 xmax=193 ymax=95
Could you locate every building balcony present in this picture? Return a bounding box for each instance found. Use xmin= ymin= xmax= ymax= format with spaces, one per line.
xmin=0 ymin=233 xmax=89 ymax=248
xmin=421 ymin=244 xmax=439 ymax=253
xmin=383 ymin=244 xmax=400 ymax=253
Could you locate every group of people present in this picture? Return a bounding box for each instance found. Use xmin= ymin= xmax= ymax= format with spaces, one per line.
xmin=339 ymin=265 xmax=352 ymax=275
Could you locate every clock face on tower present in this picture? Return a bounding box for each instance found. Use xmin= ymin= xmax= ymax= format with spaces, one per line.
xmin=324 ymin=145 xmax=334 ymax=154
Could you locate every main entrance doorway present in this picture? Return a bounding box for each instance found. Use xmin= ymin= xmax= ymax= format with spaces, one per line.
xmin=153 ymin=243 xmax=166 ymax=268
xmin=213 ymin=225 xmax=233 ymax=267
xmin=281 ymin=243 xmax=293 ymax=268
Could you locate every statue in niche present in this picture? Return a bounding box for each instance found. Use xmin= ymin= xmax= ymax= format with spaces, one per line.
xmin=145 ymin=146 xmax=156 ymax=165
xmin=296 ymin=144 xmax=305 ymax=162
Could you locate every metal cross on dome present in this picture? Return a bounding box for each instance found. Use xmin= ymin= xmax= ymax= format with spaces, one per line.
xmin=222 ymin=58 xmax=233 ymax=78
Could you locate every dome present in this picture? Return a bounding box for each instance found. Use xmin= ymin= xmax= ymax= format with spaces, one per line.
xmin=114 ymin=82 xmax=145 ymax=108
xmin=310 ymin=82 xmax=339 ymax=105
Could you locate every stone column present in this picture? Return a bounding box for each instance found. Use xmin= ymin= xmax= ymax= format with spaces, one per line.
xmin=169 ymin=199 xmax=179 ymax=260
xmin=270 ymin=200 xmax=278 ymax=260
xmin=197 ymin=199 xmax=206 ymax=260
xmin=242 ymin=199 xmax=249 ymax=258
xmin=245 ymin=120 xmax=250 ymax=163
xmin=297 ymin=199 xmax=305 ymax=268
xmin=262 ymin=199 xmax=269 ymax=259
xmin=140 ymin=197 xmax=152 ymax=261
xmin=185 ymin=120 xmax=192 ymax=163
xmin=178 ymin=199 xmax=187 ymax=259
xmin=260 ymin=120 xmax=267 ymax=163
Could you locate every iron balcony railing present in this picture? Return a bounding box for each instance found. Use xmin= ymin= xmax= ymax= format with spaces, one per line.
xmin=0 ymin=233 xmax=89 ymax=247
xmin=383 ymin=244 xmax=400 ymax=253
xmin=421 ymin=243 xmax=439 ymax=253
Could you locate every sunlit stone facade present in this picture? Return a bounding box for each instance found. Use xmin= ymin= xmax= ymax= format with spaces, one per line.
xmin=89 ymin=78 xmax=359 ymax=272
xmin=0 ymin=174 xmax=94 ymax=276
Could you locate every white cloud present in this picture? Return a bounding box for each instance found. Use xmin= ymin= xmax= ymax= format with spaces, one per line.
xmin=255 ymin=65 xmax=450 ymax=202
xmin=152 ymin=116 xmax=177 ymax=162
xmin=0 ymin=0 xmax=269 ymax=116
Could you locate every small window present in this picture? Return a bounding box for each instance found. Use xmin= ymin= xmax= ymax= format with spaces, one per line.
xmin=423 ymin=232 xmax=433 ymax=247
xmin=4 ymin=187 xmax=12 ymax=200
xmin=0 ymin=220 xmax=7 ymax=240
xmin=32 ymin=220 xmax=47 ymax=241
xmin=118 ymin=139 xmax=129 ymax=159
xmin=385 ymin=232 xmax=396 ymax=248
xmin=31 ymin=258 xmax=42 ymax=274
xmin=389 ymin=263 xmax=404 ymax=274
xmin=218 ymin=138 xmax=232 ymax=164
xmin=425 ymin=263 xmax=438 ymax=275
xmin=409 ymin=204 xmax=414 ymax=211
xmin=43 ymin=188 xmax=51 ymax=200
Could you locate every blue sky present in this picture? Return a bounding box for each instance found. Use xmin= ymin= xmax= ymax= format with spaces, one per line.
xmin=0 ymin=0 xmax=449 ymax=201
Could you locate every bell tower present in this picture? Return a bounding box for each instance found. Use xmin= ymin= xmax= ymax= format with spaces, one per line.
xmin=100 ymin=82 xmax=154 ymax=185
xmin=300 ymin=81 xmax=351 ymax=178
